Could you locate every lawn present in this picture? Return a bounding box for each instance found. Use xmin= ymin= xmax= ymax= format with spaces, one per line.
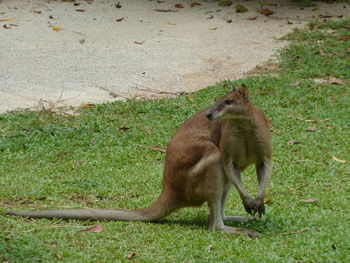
xmin=1 ymin=19 xmax=349 ymax=263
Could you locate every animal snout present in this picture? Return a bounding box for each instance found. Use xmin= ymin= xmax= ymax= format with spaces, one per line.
xmin=206 ymin=111 xmax=213 ymax=120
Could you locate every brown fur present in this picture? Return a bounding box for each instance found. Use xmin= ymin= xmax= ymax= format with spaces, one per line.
xmin=5 ymin=85 xmax=272 ymax=237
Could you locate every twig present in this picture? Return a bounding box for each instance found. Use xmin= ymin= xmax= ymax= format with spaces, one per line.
xmin=280 ymin=228 xmax=309 ymax=235
xmin=287 ymin=115 xmax=334 ymax=123
xmin=1 ymin=225 xmax=85 ymax=234
xmin=133 ymin=86 xmax=188 ymax=96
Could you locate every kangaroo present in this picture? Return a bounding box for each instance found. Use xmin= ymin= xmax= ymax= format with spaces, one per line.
xmin=5 ymin=85 xmax=272 ymax=237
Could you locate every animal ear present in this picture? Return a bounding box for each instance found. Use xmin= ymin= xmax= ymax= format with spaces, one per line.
xmin=228 ymin=83 xmax=237 ymax=92
xmin=238 ymin=85 xmax=250 ymax=101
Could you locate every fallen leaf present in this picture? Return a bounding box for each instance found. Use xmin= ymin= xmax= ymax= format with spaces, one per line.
xmin=49 ymin=15 xmax=54 ymax=19
xmin=332 ymin=157 xmax=346 ymax=163
xmin=288 ymin=81 xmax=300 ymax=87
xmin=75 ymin=9 xmax=85 ymax=12
xmin=235 ymin=4 xmax=248 ymax=13
xmin=287 ymin=20 xmax=293 ymax=25
xmin=150 ymin=146 xmax=166 ymax=153
xmin=165 ymin=21 xmax=176 ymax=25
xmin=55 ymin=254 xmax=62 ymax=260
xmin=126 ymin=253 xmax=135 ymax=260
xmin=207 ymin=15 xmax=214 ymax=19
xmin=79 ymin=225 xmax=104 ymax=233
xmin=299 ymin=199 xmax=318 ymax=203
xmin=175 ymin=4 xmax=184 ymax=8
xmin=288 ymin=140 xmax=300 ymax=145
xmin=247 ymin=16 xmax=257 ymax=20
xmin=207 ymin=244 xmax=214 ymax=250
xmin=119 ymin=126 xmax=130 ymax=131
xmin=0 ymin=18 xmax=15 ymax=22
xmin=79 ymin=39 xmax=85 ymax=44
xmin=191 ymin=2 xmax=201 ymax=7
xmin=154 ymin=9 xmax=178 ymax=12
xmin=74 ymin=2 xmax=80 ymax=6
xmin=306 ymin=126 xmax=317 ymax=132
xmin=33 ymin=10 xmax=42 ymax=14
xmin=115 ymin=2 xmax=122 ymax=8
xmin=259 ymin=8 xmax=274 ymax=16
xmin=328 ymin=76 xmax=343 ymax=85
xmin=264 ymin=198 xmax=272 ymax=204
xmin=188 ymin=97 xmax=195 ymax=102
xmin=134 ymin=41 xmax=144 ymax=45
xmin=280 ymin=228 xmax=308 ymax=235
xmin=9 ymin=23 xmax=18 ymax=26
xmin=81 ymin=103 xmax=95 ymax=108
xmin=218 ymin=1 xmax=233 ymax=7
xmin=52 ymin=26 xmax=61 ymax=31
xmin=209 ymin=27 xmax=218 ymax=31
xmin=3 ymin=24 xmax=11 ymax=29
xmin=116 ymin=18 xmax=124 ymax=22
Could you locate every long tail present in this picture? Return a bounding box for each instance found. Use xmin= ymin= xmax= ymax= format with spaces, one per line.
xmin=4 ymin=190 xmax=177 ymax=222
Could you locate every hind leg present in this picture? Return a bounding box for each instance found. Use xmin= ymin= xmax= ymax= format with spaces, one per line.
xmin=207 ymin=163 xmax=260 ymax=237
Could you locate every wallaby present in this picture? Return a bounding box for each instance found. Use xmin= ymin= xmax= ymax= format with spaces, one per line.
xmin=5 ymin=85 xmax=272 ymax=237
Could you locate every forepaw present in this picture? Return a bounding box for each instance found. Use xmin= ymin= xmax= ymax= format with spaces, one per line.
xmin=243 ymin=197 xmax=265 ymax=218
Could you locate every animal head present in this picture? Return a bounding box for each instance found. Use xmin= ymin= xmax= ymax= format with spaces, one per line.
xmin=206 ymin=85 xmax=250 ymax=120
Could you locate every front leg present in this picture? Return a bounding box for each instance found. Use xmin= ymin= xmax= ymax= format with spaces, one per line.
xmin=222 ymin=161 xmax=255 ymax=215
xmin=253 ymin=161 xmax=272 ymax=217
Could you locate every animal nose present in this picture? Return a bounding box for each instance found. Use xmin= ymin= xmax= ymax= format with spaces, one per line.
xmin=206 ymin=112 xmax=213 ymax=120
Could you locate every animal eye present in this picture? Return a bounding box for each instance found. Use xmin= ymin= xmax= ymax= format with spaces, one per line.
xmin=224 ymin=100 xmax=234 ymax=105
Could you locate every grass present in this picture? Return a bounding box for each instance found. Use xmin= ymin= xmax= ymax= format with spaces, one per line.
xmin=1 ymin=19 xmax=349 ymax=263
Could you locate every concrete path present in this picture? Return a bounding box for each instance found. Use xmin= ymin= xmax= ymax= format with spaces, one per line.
xmin=1 ymin=0 xmax=349 ymax=112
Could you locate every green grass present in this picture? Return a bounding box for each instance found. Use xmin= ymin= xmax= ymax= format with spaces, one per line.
xmin=1 ymin=19 xmax=350 ymax=262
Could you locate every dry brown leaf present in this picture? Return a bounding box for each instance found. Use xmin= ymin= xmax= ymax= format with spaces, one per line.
xmin=0 ymin=19 xmax=15 ymax=22
xmin=259 ymin=8 xmax=274 ymax=16
xmin=115 ymin=2 xmax=122 ymax=8
xmin=287 ymin=140 xmax=300 ymax=145
xmin=175 ymin=4 xmax=184 ymax=8
xmin=280 ymin=228 xmax=308 ymax=235
xmin=328 ymin=76 xmax=343 ymax=85
xmin=9 ymin=24 xmax=18 ymax=26
xmin=209 ymin=27 xmax=218 ymax=31
xmin=55 ymin=254 xmax=62 ymax=260
xmin=49 ymin=15 xmax=54 ymax=19
xmin=3 ymin=24 xmax=11 ymax=29
xmin=188 ymin=97 xmax=195 ymax=102
xmin=207 ymin=15 xmax=214 ymax=19
xmin=165 ymin=21 xmax=176 ymax=25
xmin=79 ymin=225 xmax=104 ymax=233
xmin=74 ymin=2 xmax=80 ymax=6
xmin=75 ymin=9 xmax=85 ymax=12
xmin=247 ymin=16 xmax=257 ymax=20
xmin=79 ymin=39 xmax=85 ymax=44
xmin=263 ymin=198 xmax=272 ymax=204
xmin=332 ymin=157 xmax=346 ymax=163
xmin=306 ymin=126 xmax=317 ymax=132
xmin=126 ymin=253 xmax=135 ymax=260
xmin=52 ymin=26 xmax=61 ymax=31
xmin=116 ymin=18 xmax=124 ymax=22
xmin=299 ymin=199 xmax=318 ymax=203
xmin=191 ymin=2 xmax=201 ymax=7
xmin=33 ymin=10 xmax=42 ymax=14
xmin=81 ymin=103 xmax=95 ymax=108
xmin=119 ymin=126 xmax=130 ymax=131
xmin=150 ymin=146 xmax=166 ymax=153
xmin=134 ymin=41 xmax=144 ymax=45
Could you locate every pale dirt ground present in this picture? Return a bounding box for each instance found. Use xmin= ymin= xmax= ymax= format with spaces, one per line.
xmin=0 ymin=0 xmax=349 ymax=112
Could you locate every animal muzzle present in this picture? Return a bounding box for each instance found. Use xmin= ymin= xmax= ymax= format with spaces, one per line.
xmin=206 ymin=110 xmax=214 ymax=120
